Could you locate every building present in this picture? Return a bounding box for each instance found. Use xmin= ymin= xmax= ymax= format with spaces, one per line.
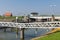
xmin=4 ymin=12 xmax=12 ymax=17
xmin=29 ymin=13 xmax=60 ymax=22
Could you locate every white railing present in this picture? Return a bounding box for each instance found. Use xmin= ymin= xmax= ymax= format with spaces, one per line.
xmin=0 ymin=21 xmax=60 ymax=28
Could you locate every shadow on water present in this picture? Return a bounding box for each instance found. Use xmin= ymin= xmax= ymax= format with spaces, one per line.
xmin=0 ymin=28 xmax=51 ymax=40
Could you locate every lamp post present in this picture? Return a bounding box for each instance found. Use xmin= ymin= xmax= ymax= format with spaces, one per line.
xmin=16 ymin=16 xmax=18 ymax=38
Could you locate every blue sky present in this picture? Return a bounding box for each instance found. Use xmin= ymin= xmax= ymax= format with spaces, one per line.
xmin=0 ymin=0 xmax=60 ymax=16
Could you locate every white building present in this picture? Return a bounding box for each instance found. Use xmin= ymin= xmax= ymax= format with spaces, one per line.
xmin=29 ymin=13 xmax=60 ymax=22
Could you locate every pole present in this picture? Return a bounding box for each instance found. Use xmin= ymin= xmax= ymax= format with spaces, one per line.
xmin=20 ymin=28 xmax=24 ymax=40
xmin=16 ymin=16 xmax=18 ymax=38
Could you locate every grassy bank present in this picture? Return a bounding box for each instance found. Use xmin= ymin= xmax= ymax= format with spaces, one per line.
xmin=36 ymin=31 xmax=60 ymax=40
xmin=0 ymin=16 xmax=23 ymax=19
xmin=0 ymin=16 xmax=23 ymax=22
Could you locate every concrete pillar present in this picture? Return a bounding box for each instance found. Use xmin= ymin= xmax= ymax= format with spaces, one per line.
xmin=20 ymin=28 xmax=24 ymax=40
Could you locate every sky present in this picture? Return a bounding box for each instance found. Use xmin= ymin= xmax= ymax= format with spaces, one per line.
xmin=0 ymin=0 xmax=60 ymax=16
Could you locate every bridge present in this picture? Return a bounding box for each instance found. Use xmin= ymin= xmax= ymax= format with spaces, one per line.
xmin=0 ymin=21 xmax=60 ymax=40
xmin=0 ymin=21 xmax=60 ymax=28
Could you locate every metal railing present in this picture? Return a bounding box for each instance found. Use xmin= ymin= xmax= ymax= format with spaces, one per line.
xmin=0 ymin=21 xmax=60 ymax=28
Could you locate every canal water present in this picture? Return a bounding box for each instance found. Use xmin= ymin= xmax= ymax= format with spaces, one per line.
xmin=0 ymin=28 xmax=52 ymax=40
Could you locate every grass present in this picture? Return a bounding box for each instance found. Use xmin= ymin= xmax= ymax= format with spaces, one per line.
xmin=36 ymin=31 xmax=60 ymax=40
xmin=0 ymin=16 xmax=23 ymax=22
xmin=0 ymin=16 xmax=23 ymax=19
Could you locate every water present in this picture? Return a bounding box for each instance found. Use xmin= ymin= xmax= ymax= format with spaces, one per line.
xmin=0 ymin=28 xmax=51 ymax=40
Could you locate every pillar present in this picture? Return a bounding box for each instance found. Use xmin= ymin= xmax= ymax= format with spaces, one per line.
xmin=20 ymin=28 xmax=24 ymax=40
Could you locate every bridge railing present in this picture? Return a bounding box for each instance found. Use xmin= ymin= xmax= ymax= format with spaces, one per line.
xmin=0 ymin=21 xmax=60 ymax=28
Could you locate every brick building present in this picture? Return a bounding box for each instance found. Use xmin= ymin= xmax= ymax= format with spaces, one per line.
xmin=4 ymin=12 xmax=12 ymax=17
